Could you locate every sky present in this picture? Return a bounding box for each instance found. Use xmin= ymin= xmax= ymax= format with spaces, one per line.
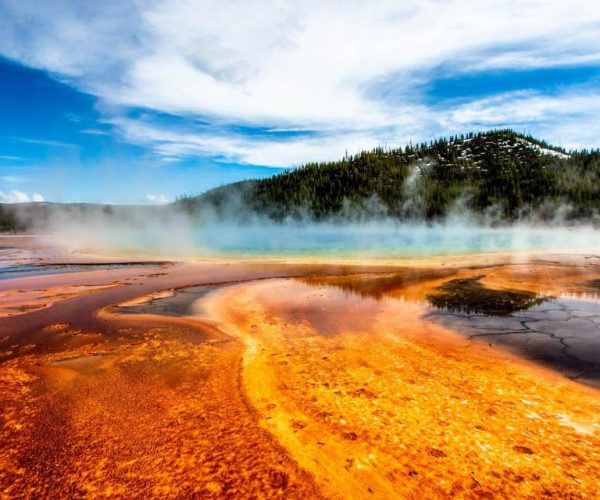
xmin=0 ymin=0 xmax=599 ymax=204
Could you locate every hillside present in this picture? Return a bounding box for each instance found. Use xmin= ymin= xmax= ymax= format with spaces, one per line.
xmin=177 ymin=130 xmax=600 ymax=222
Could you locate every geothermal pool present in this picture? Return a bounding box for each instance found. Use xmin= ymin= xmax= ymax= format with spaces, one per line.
xmin=1 ymin=235 xmax=600 ymax=498
xmin=197 ymin=223 xmax=600 ymax=257
xmin=41 ymin=221 xmax=600 ymax=258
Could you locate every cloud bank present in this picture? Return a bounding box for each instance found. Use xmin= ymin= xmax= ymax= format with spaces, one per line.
xmin=0 ymin=189 xmax=44 ymax=203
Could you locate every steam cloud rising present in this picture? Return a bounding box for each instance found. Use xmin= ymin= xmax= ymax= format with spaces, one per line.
xmin=8 ymin=200 xmax=600 ymax=260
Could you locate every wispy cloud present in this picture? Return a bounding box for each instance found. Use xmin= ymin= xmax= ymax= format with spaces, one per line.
xmin=439 ymin=87 xmax=600 ymax=149
xmin=110 ymin=116 xmax=397 ymax=166
xmin=1 ymin=0 xmax=599 ymax=167
xmin=445 ymin=89 xmax=600 ymax=126
xmin=79 ymin=128 xmax=111 ymax=136
xmin=13 ymin=137 xmax=77 ymax=148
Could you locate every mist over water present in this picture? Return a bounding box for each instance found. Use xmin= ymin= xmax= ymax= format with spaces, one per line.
xmin=182 ymin=222 xmax=600 ymax=258
xmin=24 ymin=205 xmax=600 ymax=259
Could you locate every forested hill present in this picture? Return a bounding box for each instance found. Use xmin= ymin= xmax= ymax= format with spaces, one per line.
xmin=177 ymin=130 xmax=600 ymax=222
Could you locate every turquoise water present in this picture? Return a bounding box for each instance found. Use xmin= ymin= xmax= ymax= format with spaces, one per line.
xmin=195 ymin=224 xmax=511 ymax=257
xmin=103 ymin=222 xmax=600 ymax=259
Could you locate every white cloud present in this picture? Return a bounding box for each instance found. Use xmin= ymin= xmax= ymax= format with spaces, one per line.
xmin=0 ymin=189 xmax=44 ymax=203
xmin=1 ymin=0 xmax=599 ymax=165
xmin=99 ymin=0 xmax=600 ymax=129
xmin=146 ymin=193 xmax=171 ymax=205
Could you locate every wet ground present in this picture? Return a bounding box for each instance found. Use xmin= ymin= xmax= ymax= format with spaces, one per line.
xmin=1 ymin=236 xmax=600 ymax=498
xmin=0 ymin=261 xmax=172 ymax=281
xmin=428 ymin=294 xmax=600 ymax=386
xmin=294 ymin=261 xmax=600 ymax=387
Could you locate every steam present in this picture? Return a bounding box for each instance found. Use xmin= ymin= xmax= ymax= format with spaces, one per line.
xmin=6 ymin=200 xmax=600 ymax=260
xmin=400 ymin=159 xmax=430 ymax=219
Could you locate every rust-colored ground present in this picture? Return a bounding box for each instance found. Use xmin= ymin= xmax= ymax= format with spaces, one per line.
xmin=1 ymin=241 xmax=600 ymax=498
xmin=204 ymin=266 xmax=600 ymax=499
xmin=0 ymin=315 xmax=320 ymax=498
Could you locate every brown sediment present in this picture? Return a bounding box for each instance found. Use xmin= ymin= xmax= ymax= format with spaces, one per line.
xmin=298 ymin=267 xmax=457 ymax=301
xmin=0 ymin=284 xmax=121 ymax=318
xmin=2 ymin=242 xmax=600 ymax=498
xmin=585 ymin=278 xmax=600 ymax=291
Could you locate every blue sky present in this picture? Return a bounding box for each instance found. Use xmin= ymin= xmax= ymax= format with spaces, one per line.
xmin=0 ymin=0 xmax=599 ymax=204
xmin=0 ymin=57 xmax=284 ymax=203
